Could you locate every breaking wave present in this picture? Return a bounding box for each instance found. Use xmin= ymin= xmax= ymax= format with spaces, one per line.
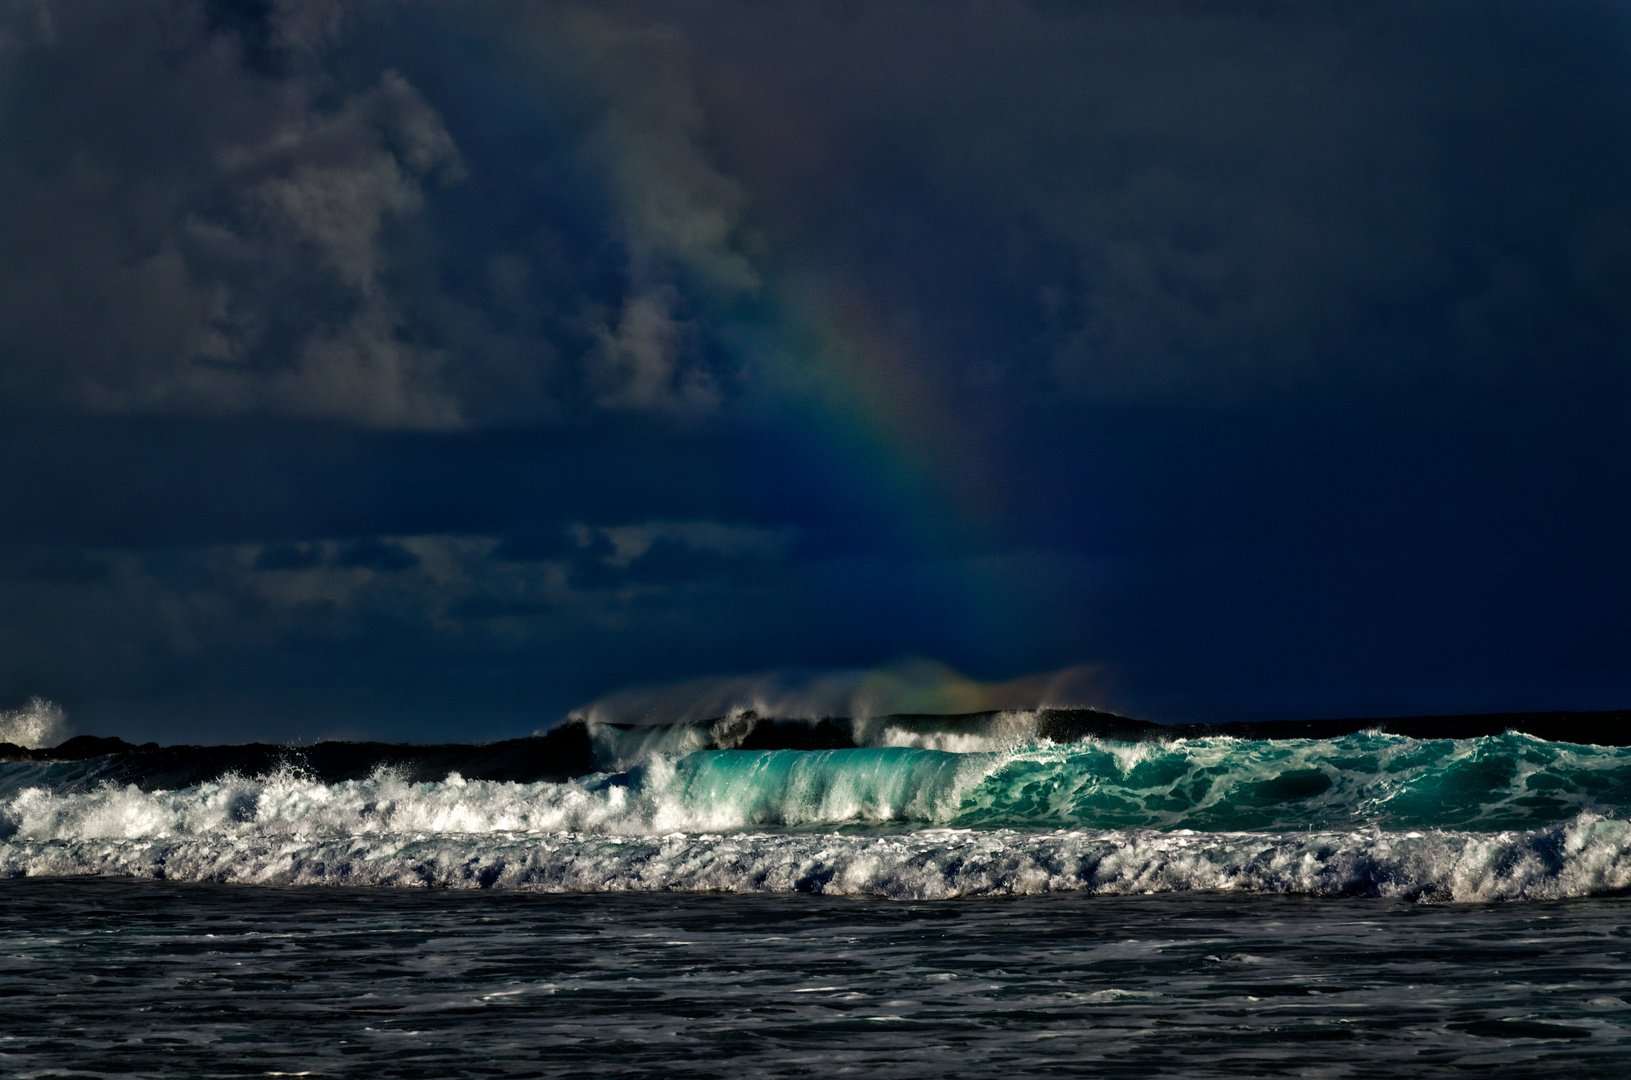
xmin=4 ymin=730 xmax=1631 ymax=900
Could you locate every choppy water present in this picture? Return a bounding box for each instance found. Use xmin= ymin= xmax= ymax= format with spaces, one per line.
xmin=3 ymin=879 xmax=1629 ymax=1078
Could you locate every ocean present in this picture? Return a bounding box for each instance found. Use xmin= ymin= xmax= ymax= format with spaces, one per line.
xmin=3 ymin=710 xmax=1630 ymax=1076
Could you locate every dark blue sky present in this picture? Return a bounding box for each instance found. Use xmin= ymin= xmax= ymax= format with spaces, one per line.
xmin=1 ymin=0 xmax=1628 ymax=743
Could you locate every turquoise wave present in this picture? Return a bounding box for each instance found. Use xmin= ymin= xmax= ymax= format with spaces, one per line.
xmin=5 ymin=731 xmax=1630 ymax=838
xmin=622 ymin=731 xmax=1631 ymax=832
xmin=957 ymin=731 xmax=1631 ymax=831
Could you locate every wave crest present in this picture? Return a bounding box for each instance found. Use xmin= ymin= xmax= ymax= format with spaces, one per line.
xmin=6 ymin=731 xmax=1631 ymax=843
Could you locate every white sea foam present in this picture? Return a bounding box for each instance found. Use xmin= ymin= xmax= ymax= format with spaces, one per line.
xmin=2 ymin=761 xmax=1630 ymax=900
xmin=4 ymin=816 xmax=1630 ymax=901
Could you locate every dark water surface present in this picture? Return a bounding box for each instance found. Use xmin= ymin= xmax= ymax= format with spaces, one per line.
xmin=3 ymin=879 xmax=1629 ymax=1078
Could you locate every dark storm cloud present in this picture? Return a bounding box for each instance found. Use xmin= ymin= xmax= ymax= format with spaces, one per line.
xmin=5 ymin=0 xmax=1627 ymax=424
xmin=0 ymin=1 xmax=472 ymax=425
xmin=0 ymin=0 xmax=755 ymax=429
xmin=663 ymin=0 xmax=1631 ymax=402
xmin=0 ymin=0 xmax=1627 ymax=738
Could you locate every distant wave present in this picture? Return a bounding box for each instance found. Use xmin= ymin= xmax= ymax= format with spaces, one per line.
xmin=7 ymin=716 xmax=1631 ymax=900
